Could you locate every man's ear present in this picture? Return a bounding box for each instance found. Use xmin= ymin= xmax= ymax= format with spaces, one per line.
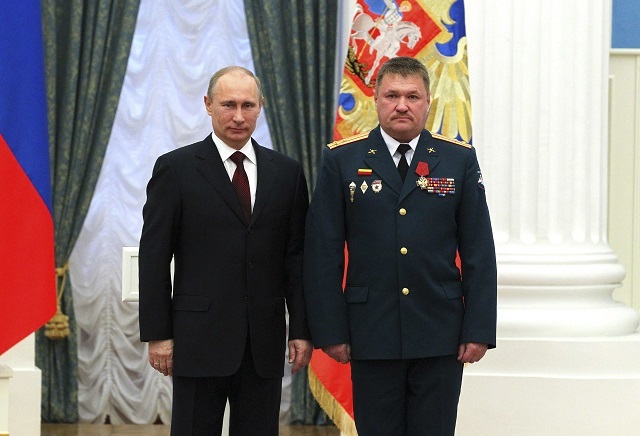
xmin=258 ymin=98 xmax=264 ymax=117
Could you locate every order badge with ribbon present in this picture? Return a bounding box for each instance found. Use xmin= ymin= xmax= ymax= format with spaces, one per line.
xmin=416 ymin=161 xmax=430 ymax=190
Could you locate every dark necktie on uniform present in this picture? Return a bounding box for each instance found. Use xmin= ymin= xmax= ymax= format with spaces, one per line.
xmin=397 ymin=143 xmax=411 ymax=182
xmin=230 ymin=151 xmax=251 ymax=222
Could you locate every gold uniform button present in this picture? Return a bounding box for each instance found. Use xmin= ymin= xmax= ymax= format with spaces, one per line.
xmin=400 ymin=247 xmax=408 ymax=255
xmin=402 ymin=287 xmax=409 ymax=295
xmin=399 ymin=208 xmax=407 ymax=216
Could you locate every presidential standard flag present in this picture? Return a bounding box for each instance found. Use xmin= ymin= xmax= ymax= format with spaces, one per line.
xmin=0 ymin=2 xmax=56 ymax=355
xmin=308 ymin=0 xmax=472 ymax=432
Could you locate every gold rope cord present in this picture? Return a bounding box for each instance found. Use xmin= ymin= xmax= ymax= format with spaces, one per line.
xmin=44 ymin=262 xmax=70 ymax=340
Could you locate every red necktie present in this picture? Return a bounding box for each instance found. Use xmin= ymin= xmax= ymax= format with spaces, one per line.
xmin=230 ymin=151 xmax=251 ymax=222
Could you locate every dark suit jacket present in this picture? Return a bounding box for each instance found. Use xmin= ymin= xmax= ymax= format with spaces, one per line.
xmin=139 ymin=134 xmax=310 ymax=378
xmin=304 ymin=127 xmax=497 ymax=360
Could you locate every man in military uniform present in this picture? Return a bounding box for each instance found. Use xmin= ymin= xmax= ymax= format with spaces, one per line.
xmin=304 ymin=56 xmax=497 ymax=435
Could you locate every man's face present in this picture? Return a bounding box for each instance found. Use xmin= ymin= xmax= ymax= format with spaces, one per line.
xmin=374 ymin=73 xmax=431 ymax=143
xmin=204 ymin=71 xmax=262 ymax=150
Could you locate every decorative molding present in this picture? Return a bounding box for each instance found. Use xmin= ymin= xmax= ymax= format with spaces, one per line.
xmin=610 ymin=48 xmax=640 ymax=55
xmin=0 ymin=364 xmax=12 ymax=436
xmin=121 ymin=247 xmax=139 ymax=302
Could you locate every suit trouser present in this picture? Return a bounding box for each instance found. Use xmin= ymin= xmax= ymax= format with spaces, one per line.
xmin=351 ymin=354 xmax=463 ymax=436
xmin=170 ymin=338 xmax=281 ymax=436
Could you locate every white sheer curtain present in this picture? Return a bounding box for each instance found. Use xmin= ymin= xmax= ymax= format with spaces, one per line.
xmin=70 ymin=0 xmax=275 ymax=424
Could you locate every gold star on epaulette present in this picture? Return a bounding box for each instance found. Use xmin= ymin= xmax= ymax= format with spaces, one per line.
xmin=327 ymin=132 xmax=370 ymax=149
xmin=431 ymin=133 xmax=472 ymax=149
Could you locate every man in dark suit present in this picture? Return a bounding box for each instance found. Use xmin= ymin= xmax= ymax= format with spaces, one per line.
xmin=139 ymin=66 xmax=312 ymax=435
xmin=304 ymin=56 xmax=497 ymax=435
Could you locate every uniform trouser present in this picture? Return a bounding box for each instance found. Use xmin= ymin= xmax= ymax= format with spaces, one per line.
xmin=170 ymin=338 xmax=281 ymax=436
xmin=351 ymin=354 xmax=464 ymax=436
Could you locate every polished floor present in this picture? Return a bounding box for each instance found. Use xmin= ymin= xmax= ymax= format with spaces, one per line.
xmin=41 ymin=423 xmax=340 ymax=435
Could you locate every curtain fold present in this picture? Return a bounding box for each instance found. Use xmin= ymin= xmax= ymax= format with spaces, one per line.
xmin=37 ymin=0 xmax=141 ymax=422
xmin=243 ymin=0 xmax=338 ymax=192
xmin=243 ymin=0 xmax=338 ymax=424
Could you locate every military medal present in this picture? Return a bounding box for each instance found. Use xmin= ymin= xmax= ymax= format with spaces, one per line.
xmin=415 ymin=161 xmax=430 ymax=190
xmin=360 ymin=181 xmax=368 ymax=194
xmin=371 ymin=180 xmax=382 ymax=193
xmin=424 ymin=178 xmax=455 ymax=196
xmin=349 ymin=182 xmax=356 ymax=202
xmin=358 ymin=168 xmax=373 ymax=176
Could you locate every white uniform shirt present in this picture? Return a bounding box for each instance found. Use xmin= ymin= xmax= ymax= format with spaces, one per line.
xmin=380 ymin=128 xmax=420 ymax=168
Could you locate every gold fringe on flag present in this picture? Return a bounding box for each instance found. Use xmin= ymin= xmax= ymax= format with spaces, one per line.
xmin=308 ymin=365 xmax=358 ymax=435
xmin=44 ymin=262 xmax=70 ymax=340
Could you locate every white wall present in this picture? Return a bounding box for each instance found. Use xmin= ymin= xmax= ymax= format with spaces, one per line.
xmin=609 ymin=49 xmax=640 ymax=312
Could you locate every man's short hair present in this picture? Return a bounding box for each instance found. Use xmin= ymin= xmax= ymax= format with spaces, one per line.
xmin=375 ymin=56 xmax=430 ymax=94
xmin=207 ymin=66 xmax=263 ymax=100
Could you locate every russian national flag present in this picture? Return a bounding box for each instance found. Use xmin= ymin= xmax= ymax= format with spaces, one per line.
xmin=0 ymin=2 xmax=56 ymax=355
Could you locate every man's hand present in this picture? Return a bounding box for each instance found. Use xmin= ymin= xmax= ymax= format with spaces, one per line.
xmin=149 ymin=339 xmax=174 ymax=376
xmin=322 ymin=343 xmax=351 ymax=364
xmin=457 ymin=342 xmax=488 ymax=364
xmin=288 ymin=339 xmax=313 ymax=374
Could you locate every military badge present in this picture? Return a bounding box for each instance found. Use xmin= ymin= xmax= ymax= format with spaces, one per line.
xmin=415 ymin=161 xmax=430 ymax=190
xmin=360 ymin=181 xmax=368 ymax=194
xmin=371 ymin=180 xmax=382 ymax=193
xmin=478 ymin=170 xmax=485 ymax=190
xmin=358 ymin=168 xmax=373 ymax=176
xmin=349 ymin=182 xmax=356 ymax=202
xmin=422 ymin=178 xmax=455 ymax=196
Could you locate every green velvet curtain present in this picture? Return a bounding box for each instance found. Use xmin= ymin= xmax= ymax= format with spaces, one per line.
xmin=243 ymin=0 xmax=338 ymax=193
xmin=36 ymin=0 xmax=140 ymax=422
xmin=243 ymin=0 xmax=338 ymax=425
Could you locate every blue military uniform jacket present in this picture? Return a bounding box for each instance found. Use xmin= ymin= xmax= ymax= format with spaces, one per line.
xmin=304 ymin=126 xmax=497 ymax=360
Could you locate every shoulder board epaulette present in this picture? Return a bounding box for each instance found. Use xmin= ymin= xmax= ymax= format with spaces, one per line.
xmin=327 ymin=132 xmax=370 ymax=149
xmin=431 ymin=133 xmax=472 ymax=149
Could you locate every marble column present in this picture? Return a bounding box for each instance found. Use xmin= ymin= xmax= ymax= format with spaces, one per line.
xmin=458 ymin=1 xmax=640 ymax=434
xmin=467 ymin=0 xmax=638 ymax=338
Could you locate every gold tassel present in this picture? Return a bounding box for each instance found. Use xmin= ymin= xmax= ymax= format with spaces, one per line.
xmin=44 ymin=262 xmax=70 ymax=340
xmin=308 ymin=365 xmax=358 ymax=435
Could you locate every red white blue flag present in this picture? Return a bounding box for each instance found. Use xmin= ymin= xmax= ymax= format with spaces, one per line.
xmin=0 ymin=2 xmax=56 ymax=355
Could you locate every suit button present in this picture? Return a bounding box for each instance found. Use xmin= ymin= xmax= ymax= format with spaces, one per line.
xmin=402 ymin=287 xmax=409 ymax=295
xmin=400 ymin=247 xmax=408 ymax=255
xmin=399 ymin=208 xmax=407 ymax=215
xmin=248 ymin=262 xmax=254 ymax=268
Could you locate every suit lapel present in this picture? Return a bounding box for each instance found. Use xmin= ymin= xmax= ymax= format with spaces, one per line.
xmin=399 ymin=130 xmax=441 ymax=203
xmin=194 ymin=135 xmax=247 ymax=224
xmin=251 ymin=140 xmax=278 ymax=225
xmin=363 ymin=128 xmax=403 ymax=196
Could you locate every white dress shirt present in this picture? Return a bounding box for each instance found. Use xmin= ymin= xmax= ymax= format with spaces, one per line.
xmin=212 ymin=133 xmax=257 ymax=211
xmin=380 ymin=128 xmax=420 ymax=167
